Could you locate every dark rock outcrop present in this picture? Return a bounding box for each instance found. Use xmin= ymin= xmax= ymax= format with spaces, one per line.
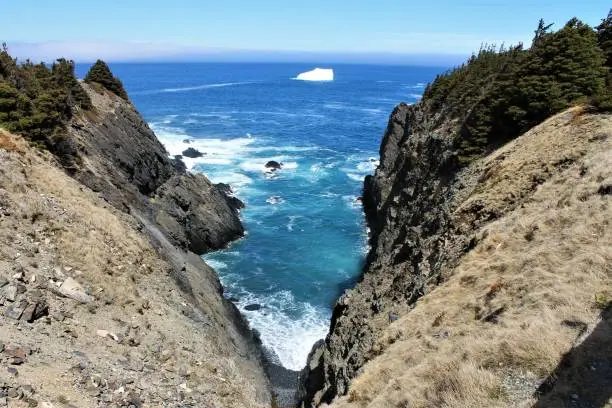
xmin=182 ymin=147 xmax=204 ymax=158
xmin=299 ymin=102 xmax=464 ymax=406
xmin=298 ymin=99 xmax=508 ymax=406
xmin=153 ymin=173 xmax=244 ymax=254
xmin=68 ymin=84 xmax=244 ymax=254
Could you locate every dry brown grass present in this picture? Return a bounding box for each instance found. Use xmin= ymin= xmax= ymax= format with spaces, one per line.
xmin=327 ymin=110 xmax=612 ymax=408
xmin=0 ymin=128 xmax=22 ymax=152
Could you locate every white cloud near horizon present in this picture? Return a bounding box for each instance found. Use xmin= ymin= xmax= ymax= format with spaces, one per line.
xmin=7 ymin=41 xmax=220 ymax=62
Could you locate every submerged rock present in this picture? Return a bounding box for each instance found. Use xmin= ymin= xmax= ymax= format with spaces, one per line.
xmin=266 ymin=196 xmax=284 ymax=205
xmin=244 ymin=304 xmax=262 ymax=311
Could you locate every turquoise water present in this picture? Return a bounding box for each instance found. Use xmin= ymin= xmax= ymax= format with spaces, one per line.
xmin=77 ymin=63 xmax=441 ymax=369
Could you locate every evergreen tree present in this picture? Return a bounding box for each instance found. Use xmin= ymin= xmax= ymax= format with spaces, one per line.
xmin=84 ymin=60 xmax=128 ymax=100
xmin=512 ymin=18 xmax=605 ymax=129
xmin=51 ymin=58 xmax=92 ymax=110
xmin=421 ymin=15 xmax=608 ymax=164
xmin=596 ymin=9 xmax=612 ymax=67
xmin=532 ymin=19 xmax=554 ymax=48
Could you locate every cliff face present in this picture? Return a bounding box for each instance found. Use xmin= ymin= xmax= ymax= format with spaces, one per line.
xmin=301 ymin=104 xmax=612 ymax=407
xmin=69 ymin=84 xmax=244 ymax=254
xmin=0 ymin=85 xmax=271 ymax=407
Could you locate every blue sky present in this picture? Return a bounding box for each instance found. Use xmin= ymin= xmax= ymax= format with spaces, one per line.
xmin=2 ymin=1 xmax=610 ymax=63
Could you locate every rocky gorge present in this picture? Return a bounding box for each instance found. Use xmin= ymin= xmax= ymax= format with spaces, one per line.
xmin=2 ymin=19 xmax=612 ymax=406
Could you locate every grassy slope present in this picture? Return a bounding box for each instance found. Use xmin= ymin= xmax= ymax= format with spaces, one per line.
xmin=327 ymin=108 xmax=612 ymax=408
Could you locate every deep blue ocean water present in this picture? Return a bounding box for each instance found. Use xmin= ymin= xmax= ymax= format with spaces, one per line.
xmin=76 ymin=63 xmax=442 ymax=369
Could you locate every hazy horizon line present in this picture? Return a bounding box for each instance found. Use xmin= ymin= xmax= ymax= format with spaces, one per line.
xmin=6 ymin=41 xmax=469 ymax=67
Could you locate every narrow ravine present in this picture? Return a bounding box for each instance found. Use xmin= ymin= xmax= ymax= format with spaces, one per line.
xmin=79 ymin=62 xmax=436 ymax=373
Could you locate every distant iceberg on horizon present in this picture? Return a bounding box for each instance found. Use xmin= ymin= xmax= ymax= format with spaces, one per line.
xmin=294 ymin=68 xmax=334 ymax=82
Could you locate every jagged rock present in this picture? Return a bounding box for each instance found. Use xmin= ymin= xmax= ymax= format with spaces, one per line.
xmin=58 ymin=277 xmax=94 ymax=303
xmin=4 ymin=285 xmax=16 ymax=302
xmin=0 ymin=277 xmax=8 ymax=288
xmin=70 ymin=84 xmax=244 ymax=255
xmin=153 ymin=174 xmax=244 ymax=253
xmin=181 ymin=147 xmax=204 ymax=158
xmin=6 ymin=388 xmax=21 ymax=400
xmin=19 ymin=385 xmax=34 ymax=399
xmin=300 ymin=102 xmax=463 ymax=405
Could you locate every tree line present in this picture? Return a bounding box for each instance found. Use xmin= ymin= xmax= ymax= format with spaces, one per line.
xmin=421 ymin=11 xmax=612 ymax=164
xmin=0 ymin=48 xmax=127 ymax=159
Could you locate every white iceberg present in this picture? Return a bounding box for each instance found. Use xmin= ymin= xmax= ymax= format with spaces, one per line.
xmin=294 ymin=68 xmax=334 ymax=82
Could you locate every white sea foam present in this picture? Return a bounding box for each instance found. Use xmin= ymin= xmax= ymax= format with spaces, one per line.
xmin=239 ymin=158 xmax=299 ymax=173
xmin=209 ymin=172 xmax=253 ymax=190
xmin=134 ymin=81 xmax=257 ymax=95
xmin=346 ymin=173 xmax=364 ymax=182
xmin=409 ymin=93 xmax=423 ymax=100
xmin=356 ymin=158 xmax=379 ymax=172
xmin=266 ymin=196 xmax=285 ymax=205
xmin=206 ymin=259 xmax=228 ymax=271
xmin=236 ymin=290 xmax=329 ymax=370
xmin=403 ymin=83 xmax=426 ymax=89
xmin=282 ymin=162 xmax=298 ymax=169
xmin=343 ymin=194 xmax=363 ymax=209
xmin=324 ymin=103 xmax=384 ymax=115
xmin=294 ymin=68 xmax=334 ymax=82
xmin=286 ymin=215 xmax=302 ymax=232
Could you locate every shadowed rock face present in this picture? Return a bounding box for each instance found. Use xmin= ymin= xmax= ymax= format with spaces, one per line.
xmin=68 ymin=84 xmax=244 ymax=254
xmin=299 ymin=102 xmax=465 ymax=406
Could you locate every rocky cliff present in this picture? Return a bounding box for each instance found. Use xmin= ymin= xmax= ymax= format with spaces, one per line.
xmin=300 ymin=103 xmax=612 ymax=407
xmin=70 ymin=84 xmax=244 ymax=254
xmin=0 ymin=84 xmax=271 ymax=407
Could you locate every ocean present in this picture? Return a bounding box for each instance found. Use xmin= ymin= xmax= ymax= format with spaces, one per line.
xmin=76 ymin=62 xmax=442 ymax=370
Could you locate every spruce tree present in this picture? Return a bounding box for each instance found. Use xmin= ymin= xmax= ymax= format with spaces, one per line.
xmin=596 ymin=9 xmax=612 ymax=67
xmin=84 ymin=60 xmax=128 ymax=100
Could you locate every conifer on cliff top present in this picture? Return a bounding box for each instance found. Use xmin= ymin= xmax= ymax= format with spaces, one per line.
xmin=84 ymin=60 xmax=129 ymax=100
